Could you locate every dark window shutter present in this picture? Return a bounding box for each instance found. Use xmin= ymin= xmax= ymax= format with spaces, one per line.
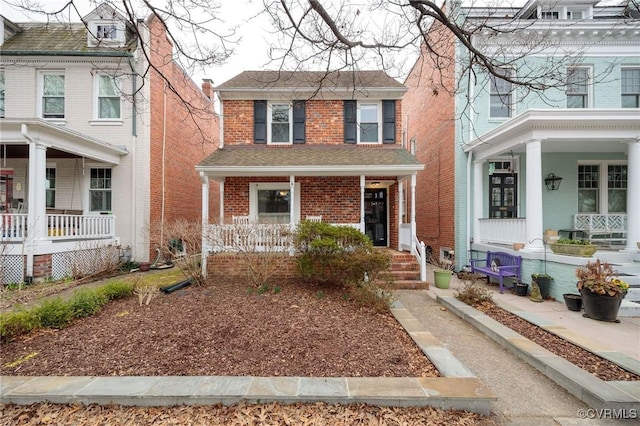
xmin=382 ymin=100 xmax=396 ymax=144
xmin=254 ymin=100 xmax=267 ymax=144
xmin=293 ymin=100 xmax=306 ymax=144
xmin=344 ymin=100 xmax=357 ymax=144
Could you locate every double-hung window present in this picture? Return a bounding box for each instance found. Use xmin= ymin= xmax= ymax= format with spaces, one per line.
xmin=41 ymin=71 xmax=65 ymax=119
xmin=578 ymin=165 xmax=599 ymax=213
xmin=96 ymin=74 xmax=121 ymax=119
xmin=566 ymin=67 xmax=590 ymax=108
xmin=46 ymin=167 xmax=56 ymax=208
xmin=344 ymin=100 xmax=395 ymax=144
xmin=269 ymin=103 xmax=291 ymax=143
xmin=489 ymin=70 xmax=513 ymax=118
xmin=621 ymin=68 xmax=640 ymax=108
xmin=90 ymin=168 xmax=112 ymax=212
xmin=254 ymin=100 xmax=305 ymax=144
xmin=358 ymin=103 xmax=380 ymax=143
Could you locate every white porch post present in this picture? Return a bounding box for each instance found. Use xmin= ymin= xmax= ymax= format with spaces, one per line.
xmin=624 ymin=139 xmax=640 ymax=252
xmin=524 ymin=139 xmax=544 ymax=251
xmin=24 ymin=140 xmax=48 ymax=277
xmin=200 ymin=173 xmax=209 ymax=279
xmin=290 ymin=175 xmax=296 ymax=224
xmin=473 ymin=160 xmax=484 ymax=244
xmin=360 ymin=175 xmax=365 ymax=233
xmin=410 ymin=174 xmax=417 ymax=244
xmin=219 ymin=180 xmax=224 ymax=224
xmin=397 ymin=180 xmax=403 ymax=251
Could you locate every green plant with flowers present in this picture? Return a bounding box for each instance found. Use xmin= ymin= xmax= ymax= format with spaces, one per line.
xmin=576 ymin=259 xmax=629 ymax=296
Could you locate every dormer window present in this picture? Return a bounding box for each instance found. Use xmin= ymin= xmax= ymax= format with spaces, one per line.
xmin=96 ymin=24 xmax=117 ymax=40
xmin=541 ymin=11 xmax=559 ymax=19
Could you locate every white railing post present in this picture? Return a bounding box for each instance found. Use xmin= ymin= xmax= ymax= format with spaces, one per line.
xmin=419 ymin=240 xmax=427 ymax=282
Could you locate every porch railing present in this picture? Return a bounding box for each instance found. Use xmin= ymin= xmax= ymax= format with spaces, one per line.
xmin=0 ymin=213 xmax=115 ymax=242
xmin=205 ymin=223 xmax=294 ymax=252
xmin=574 ymin=214 xmax=627 ymax=243
xmin=477 ymin=218 xmax=526 ymax=245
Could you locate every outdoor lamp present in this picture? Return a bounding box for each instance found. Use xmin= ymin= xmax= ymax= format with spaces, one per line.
xmin=544 ymin=173 xmax=563 ymax=190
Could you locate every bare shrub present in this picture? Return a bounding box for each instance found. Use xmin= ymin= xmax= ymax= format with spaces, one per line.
xmin=455 ymin=283 xmax=494 ymax=308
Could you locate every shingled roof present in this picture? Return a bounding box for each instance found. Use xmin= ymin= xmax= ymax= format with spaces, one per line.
xmin=196 ymin=144 xmax=423 ymax=177
xmin=0 ymin=22 xmax=136 ymax=56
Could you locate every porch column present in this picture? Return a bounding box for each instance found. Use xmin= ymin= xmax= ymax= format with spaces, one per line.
xmin=397 ymin=180 xmax=403 ymax=251
xmin=219 ymin=180 xmax=224 ymax=224
xmin=28 ymin=141 xmax=48 ymax=242
xmin=473 ymin=160 xmax=484 ymax=244
xmin=410 ymin=174 xmax=417 ymax=244
xmin=200 ymin=173 xmax=209 ymax=279
xmin=290 ymin=175 xmax=296 ymax=224
xmin=360 ymin=175 xmax=365 ymax=233
xmin=624 ymin=139 xmax=640 ymax=252
xmin=524 ymin=139 xmax=544 ymax=251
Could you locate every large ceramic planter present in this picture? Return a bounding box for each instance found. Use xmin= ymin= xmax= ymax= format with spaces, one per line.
xmin=550 ymin=243 xmax=597 ymax=257
xmin=531 ymin=275 xmax=552 ymax=299
xmin=433 ymin=269 xmax=452 ymax=289
xmin=580 ymin=288 xmax=626 ymax=322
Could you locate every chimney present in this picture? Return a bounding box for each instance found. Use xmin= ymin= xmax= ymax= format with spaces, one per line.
xmin=201 ymin=78 xmax=213 ymax=100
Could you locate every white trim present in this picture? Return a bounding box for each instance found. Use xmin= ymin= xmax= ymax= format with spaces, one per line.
xmin=566 ymin=65 xmax=593 ymax=109
xmin=576 ymin=160 xmax=628 ymax=215
xmin=357 ymin=102 xmax=382 ymax=144
xmin=249 ymin=182 xmax=301 ymax=223
xmin=87 ymin=19 xmax=126 ymax=47
xmin=266 ymin=101 xmax=293 ymax=145
xmin=488 ymin=69 xmax=515 ymax=120
xmin=93 ymin=72 xmax=122 ymax=120
xmin=37 ymin=70 xmax=65 ymax=120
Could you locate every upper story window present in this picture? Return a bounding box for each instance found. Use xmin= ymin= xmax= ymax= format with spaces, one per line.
xmin=87 ymin=20 xmax=125 ymax=47
xmin=566 ymin=67 xmax=590 ymax=108
xmin=40 ymin=71 xmax=65 ymax=119
xmin=96 ymin=74 xmax=121 ymax=119
xmin=0 ymin=70 xmax=4 ymax=118
xmin=254 ymin=100 xmax=305 ymax=144
xmin=90 ymin=168 xmax=112 ymax=212
xmin=541 ymin=11 xmax=559 ymax=19
xmin=96 ymin=24 xmax=117 ymax=40
xmin=344 ymin=100 xmax=396 ymax=144
xmin=489 ymin=70 xmax=513 ymax=119
xmin=538 ymin=6 xmax=588 ymax=20
xmin=621 ymin=68 xmax=640 ymax=108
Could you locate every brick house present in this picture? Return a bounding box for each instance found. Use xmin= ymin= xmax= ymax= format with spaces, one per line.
xmin=196 ymin=71 xmax=426 ymax=279
xmin=404 ymin=0 xmax=640 ymax=301
xmin=0 ymin=3 xmax=219 ymax=283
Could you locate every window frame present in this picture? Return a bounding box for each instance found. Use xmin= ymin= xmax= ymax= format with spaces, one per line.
xmin=489 ymin=69 xmax=514 ymax=119
xmin=249 ymin=182 xmax=301 ymax=224
xmin=267 ymin=102 xmax=292 ymax=145
xmin=89 ymin=167 xmax=112 ymax=213
xmin=566 ymin=66 xmax=591 ymax=109
xmin=577 ymin=161 xmax=628 ymax=214
xmin=38 ymin=70 xmax=65 ymax=120
xmin=94 ymin=72 xmax=122 ymax=120
xmin=621 ymin=67 xmax=640 ymax=108
xmin=357 ymin=102 xmax=382 ymax=144
xmin=46 ymin=165 xmax=56 ymax=208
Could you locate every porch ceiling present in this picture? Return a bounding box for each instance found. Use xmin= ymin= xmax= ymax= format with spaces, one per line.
xmin=196 ymin=144 xmax=424 ymax=178
xmin=0 ymin=118 xmax=128 ymax=165
xmin=463 ymin=109 xmax=640 ymax=162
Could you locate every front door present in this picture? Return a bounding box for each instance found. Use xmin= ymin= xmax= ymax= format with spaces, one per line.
xmin=489 ymin=174 xmax=517 ymax=218
xmin=365 ymin=188 xmax=387 ymax=246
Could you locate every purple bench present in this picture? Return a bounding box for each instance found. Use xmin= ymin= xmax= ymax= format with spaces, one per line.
xmin=470 ymin=251 xmax=522 ymax=294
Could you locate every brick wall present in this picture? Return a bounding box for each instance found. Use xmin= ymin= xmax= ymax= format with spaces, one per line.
xmin=403 ymin=20 xmax=456 ymax=260
xmin=147 ymin=16 xmax=220 ymax=256
xmin=32 ymin=254 xmax=52 ymax=279
xmin=207 ymin=253 xmax=299 ymax=283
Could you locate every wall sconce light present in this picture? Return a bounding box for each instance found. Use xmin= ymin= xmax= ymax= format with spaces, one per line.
xmin=544 ymin=173 xmax=563 ymax=191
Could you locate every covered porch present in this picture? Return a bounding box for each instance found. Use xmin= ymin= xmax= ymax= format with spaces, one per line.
xmin=0 ymin=118 xmax=127 ymax=284
xmin=196 ymin=145 xmax=427 ymax=280
xmin=462 ymin=109 xmax=640 ymax=257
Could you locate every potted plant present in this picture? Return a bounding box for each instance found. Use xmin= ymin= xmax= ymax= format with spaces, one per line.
xmin=531 ymin=273 xmax=552 ymax=299
xmin=576 ymin=259 xmax=629 ymax=322
xmin=431 ymin=254 xmax=454 ymax=289
xmin=562 ymin=293 xmax=582 ymax=311
xmin=515 ymin=281 xmax=528 ymax=296
xmin=550 ymin=239 xmax=597 ymax=257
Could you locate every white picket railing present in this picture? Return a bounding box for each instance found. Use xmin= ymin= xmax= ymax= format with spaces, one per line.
xmin=0 ymin=213 xmax=115 ymax=242
xmin=477 ymin=218 xmax=526 ymax=245
xmin=574 ymin=214 xmax=627 ymax=243
xmin=205 ymin=223 xmax=294 ymax=252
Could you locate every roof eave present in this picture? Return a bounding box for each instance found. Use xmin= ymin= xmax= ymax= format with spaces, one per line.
xmin=195 ymin=164 xmax=423 ymax=177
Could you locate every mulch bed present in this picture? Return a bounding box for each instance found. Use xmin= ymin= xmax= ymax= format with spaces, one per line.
xmin=0 ymin=280 xmax=437 ymax=378
xmin=474 ymin=302 xmax=640 ymax=382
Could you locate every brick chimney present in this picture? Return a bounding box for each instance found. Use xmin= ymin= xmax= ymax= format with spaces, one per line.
xmin=201 ymin=78 xmax=213 ymax=100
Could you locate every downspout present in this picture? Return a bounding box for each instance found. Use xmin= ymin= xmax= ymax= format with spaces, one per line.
xmin=466 ymin=150 xmax=473 ymax=266
xmin=160 ymin=81 xmax=167 ymax=244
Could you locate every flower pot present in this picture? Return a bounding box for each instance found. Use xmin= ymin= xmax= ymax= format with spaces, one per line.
xmin=580 ymin=288 xmax=625 ymax=322
xmin=512 ymin=242 xmax=525 ymax=251
xmin=433 ymin=269 xmax=452 ymax=289
xmin=515 ymin=283 xmax=528 ymax=296
xmin=531 ymin=276 xmax=551 ymax=299
xmin=550 ymin=243 xmax=597 ymax=257
xmin=138 ymin=262 xmax=151 ymax=272
xmin=563 ymin=293 xmax=582 ymax=311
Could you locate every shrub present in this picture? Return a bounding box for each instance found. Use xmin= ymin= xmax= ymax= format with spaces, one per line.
xmin=0 ymin=309 xmax=40 ymax=341
xmin=294 ymin=221 xmax=388 ymax=286
xmin=455 ymin=283 xmax=494 ymax=308
xmin=34 ymin=298 xmax=74 ymax=329
xmin=97 ymin=281 xmax=135 ymax=300
xmin=347 ymin=280 xmax=395 ymax=313
xmin=69 ymin=289 xmax=107 ymax=317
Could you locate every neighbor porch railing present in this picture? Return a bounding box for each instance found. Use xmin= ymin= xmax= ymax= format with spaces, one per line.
xmin=0 ymin=213 xmax=116 ymax=242
xmin=477 ymin=218 xmax=526 ymax=245
xmin=574 ymin=213 xmax=627 ymax=244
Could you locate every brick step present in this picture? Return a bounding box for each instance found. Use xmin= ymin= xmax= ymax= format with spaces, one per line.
xmin=385 ymin=279 xmax=429 ymax=290
xmin=390 ymin=261 xmax=420 ymax=272
xmin=389 ymin=270 xmax=422 ymax=281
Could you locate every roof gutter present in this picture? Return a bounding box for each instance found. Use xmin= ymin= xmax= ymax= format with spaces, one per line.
xmin=0 ymin=50 xmax=133 ymax=57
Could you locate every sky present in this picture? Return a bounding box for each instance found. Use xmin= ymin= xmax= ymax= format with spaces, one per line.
xmin=0 ymin=0 xmax=274 ymax=86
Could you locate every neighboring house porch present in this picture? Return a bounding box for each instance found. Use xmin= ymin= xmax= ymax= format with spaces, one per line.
xmin=197 ymin=144 xmax=427 ymax=280
xmin=0 ymin=119 xmax=127 ymax=284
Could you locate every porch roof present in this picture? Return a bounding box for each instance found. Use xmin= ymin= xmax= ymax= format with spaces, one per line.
xmin=463 ymin=109 xmax=640 ymax=162
xmin=0 ymin=118 xmax=129 ymax=165
xmin=196 ymin=145 xmax=424 ymax=178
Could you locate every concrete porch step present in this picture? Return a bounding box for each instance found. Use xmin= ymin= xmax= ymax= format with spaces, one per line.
xmin=618 ymin=299 xmax=640 ymax=317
